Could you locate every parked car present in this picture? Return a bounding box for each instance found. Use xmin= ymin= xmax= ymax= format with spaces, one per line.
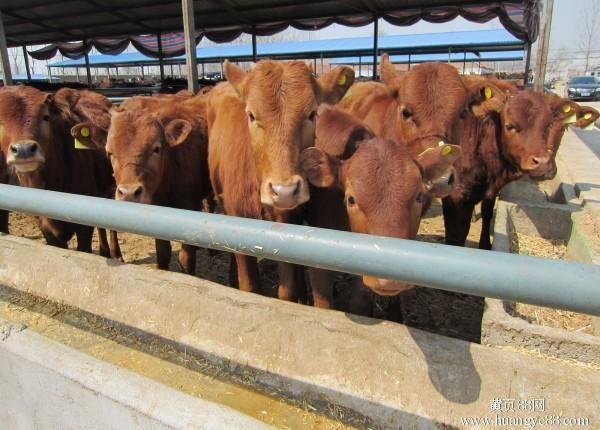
xmin=566 ymin=76 xmax=600 ymax=100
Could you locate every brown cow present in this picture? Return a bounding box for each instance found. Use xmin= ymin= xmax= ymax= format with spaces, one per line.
xmin=339 ymin=54 xmax=506 ymax=157
xmin=82 ymin=94 xmax=211 ymax=274
xmin=0 ymin=86 xmax=119 ymax=257
xmin=207 ymin=60 xmax=354 ymax=299
xmin=442 ymin=79 xmax=592 ymax=249
xmin=301 ymin=105 xmax=461 ymax=310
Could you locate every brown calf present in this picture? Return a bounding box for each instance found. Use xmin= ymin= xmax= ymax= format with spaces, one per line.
xmin=207 ymin=60 xmax=354 ymax=299
xmin=78 ymin=94 xmax=211 ymax=274
xmin=301 ymin=105 xmax=461 ymax=310
xmin=443 ymin=79 xmax=593 ymax=249
xmin=0 ymin=86 xmax=118 ymax=256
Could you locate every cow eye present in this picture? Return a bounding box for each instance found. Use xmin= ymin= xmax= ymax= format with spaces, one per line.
xmin=247 ymin=111 xmax=256 ymax=122
xmin=152 ymin=146 xmax=161 ymax=154
xmin=346 ymin=195 xmax=356 ymax=206
xmin=416 ymin=192 xmax=424 ymax=203
xmin=401 ymin=107 xmax=412 ymax=120
xmin=506 ymin=124 xmax=519 ymax=132
xmin=460 ymin=109 xmax=469 ymax=119
xmin=42 ymin=114 xmax=50 ymax=122
xmin=308 ymin=110 xmax=317 ymax=122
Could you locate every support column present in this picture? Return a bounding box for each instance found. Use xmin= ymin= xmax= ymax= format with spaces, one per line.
xmin=534 ymin=0 xmax=554 ymax=91
xmin=524 ymin=42 xmax=532 ymax=86
xmin=252 ymin=28 xmax=257 ymax=63
xmin=372 ymin=16 xmax=378 ymax=81
xmin=358 ymin=56 xmax=362 ymax=77
xmin=83 ymin=39 xmax=92 ymax=88
xmin=408 ymin=54 xmax=411 ymax=71
xmin=157 ymin=32 xmax=165 ymax=83
xmin=22 ymin=45 xmax=31 ymax=81
xmin=0 ymin=10 xmax=13 ymax=85
xmin=182 ymin=0 xmax=199 ymax=93
xmin=463 ymin=51 xmax=466 ymax=74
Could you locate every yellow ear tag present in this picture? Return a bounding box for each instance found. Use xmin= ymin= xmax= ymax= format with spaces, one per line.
xmin=441 ymin=145 xmax=452 ymax=156
xmin=563 ymin=113 xmax=577 ymax=124
xmin=337 ymin=74 xmax=347 ymax=86
xmin=80 ymin=127 xmax=90 ymax=137
xmin=74 ymin=138 xmax=90 ymax=150
xmin=584 ymin=113 xmax=593 ymax=120
xmin=562 ymin=104 xmax=571 ymax=113
xmin=484 ymin=87 xmax=493 ymax=100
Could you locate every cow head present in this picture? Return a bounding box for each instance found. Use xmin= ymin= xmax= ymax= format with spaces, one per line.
xmin=499 ymin=91 xmax=569 ymax=179
xmin=224 ymin=60 xmax=354 ymax=210
xmin=301 ymin=105 xmax=461 ymax=296
xmin=380 ymin=54 xmax=506 ymax=153
xmin=104 ymin=108 xmax=193 ymax=204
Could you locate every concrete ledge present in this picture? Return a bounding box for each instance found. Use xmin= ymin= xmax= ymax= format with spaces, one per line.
xmin=0 ymin=317 xmax=268 ymax=430
xmin=1 ymin=234 xmax=600 ymax=428
xmin=483 ymin=201 xmax=600 ymax=365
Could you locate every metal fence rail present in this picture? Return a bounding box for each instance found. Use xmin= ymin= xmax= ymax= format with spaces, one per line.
xmin=1 ymin=183 xmax=599 ymax=316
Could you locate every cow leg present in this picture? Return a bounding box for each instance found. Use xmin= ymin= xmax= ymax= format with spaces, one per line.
xmin=155 ymin=239 xmax=172 ymax=270
xmin=178 ymin=244 xmax=197 ymax=275
xmin=295 ymin=265 xmax=308 ymax=305
xmin=76 ymin=226 xmax=94 ymax=253
xmin=229 ymin=254 xmax=239 ymax=287
xmin=442 ymin=196 xmax=475 ymax=247
xmin=307 ymin=268 xmax=334 ymax=309
xmin=235 ymin=253 xmax=260 ymax=293
xmin=348 ymin=281 xmax=373 ymax=317
xmin=0 ymin=210 xmax=8 ymax=234
xmin=278 ymin=262 xmax=303 ymax=303
xmin=479 ymin=197 xmax=496 ymax=250
xmin=109 ymin=230 xmax=123 ymax=261
xmin=98 ymin=228 xmax=111 ymax=258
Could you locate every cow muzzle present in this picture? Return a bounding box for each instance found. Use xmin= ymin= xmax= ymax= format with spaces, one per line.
xmin=6 ymin=140 xmax=45 ymax=172
xmin=522 ymin=155 xmax=552 ymax=178
xmin=116 ymin=183 xmax=146 ymax=203
xmin=363 ymin=276 xmax=414 ymax=296
xmin=427 ymin=168 xmax=457 ymax=198
xmin=261 ymin=175 xmax=310 ymax=210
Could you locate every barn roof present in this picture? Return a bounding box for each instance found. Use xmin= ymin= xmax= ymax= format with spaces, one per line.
xmin=47 ymin=29 xmax=524 ymax=68
xmin=328 ymin=50 xmax=525 ymax=65
xmin=2 ymin=0 xmax=540 ymax=49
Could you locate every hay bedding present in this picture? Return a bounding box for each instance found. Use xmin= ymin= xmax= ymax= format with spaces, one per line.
xmin=509 ymin=231 xmax=593 ymax=335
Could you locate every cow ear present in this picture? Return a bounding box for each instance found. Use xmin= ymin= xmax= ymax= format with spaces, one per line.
xmin=315 ymin=104 xmax=373 ymax=159
xmin=300 ymin=147 xmax=342 ymax=188
xmin=224 ymin=60 xmax=248 ymax=97
xmin=317 ymin=66 xmax=355 ymax=104
xmin=380 ymin=53 xmax=403 ymax=98
xmin=71 ymin=122 xmax=105 ymax=150
xmin=164 ymin=119 xmax=192 ymax=147
xmin=416 ymin=144 xmax=462 ymax=186
xmin=551 ymin=99 xmax=579 ymax=125
xmin=575 ymin=106 xmax=599 ymax=130
xmin=466 ymin=81 xmax=507 ymax=117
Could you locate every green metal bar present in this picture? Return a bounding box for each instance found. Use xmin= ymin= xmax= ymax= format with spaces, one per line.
xmin=1 ymin=184 xmax=599 ymax=316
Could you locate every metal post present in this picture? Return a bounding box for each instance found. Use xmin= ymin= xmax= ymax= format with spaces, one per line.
xmin=0 ymin=10 xmax=13 ymax=85
xmin=1 ymin=184 xmax=599 ymax=316
xmin=201 ymin=61 xmax=205 ymax=78
xmin=76 ymin=67 xmax=80 ymax=83
xmin=358 ymin=56 xmax=362 ymax=77
xmin=252 ymin=28 xmax=257 ymax=63
xmin=313 ymin=57 xmax=317 ymax=76
xmin=83 ymin=39 xmax=92 ymax=88
xmin=141 ymin=65 xmax=145 ymax=78
xmin=157 ymin=32 xmax=165 ymax=83
xmin=22 ymin=45 xmax=31 ymax=81
xmin=182 ymin=0 xmax=199 ymax=93
xmin=463 ymin=51 xmax=466 ymax=75
xmin=372 ymin=16 xmax=378 ymax=81
xmin=524 ymin=42 xmax=532 ymax=86
xmin=448 ymin=47 xmax=451 ymax=63
xmin=408 ymin=54 xmax=411 ymax=71
xmin=534 ymin=0 xmax=554 ymax=91
xmin=220 ymin=58 xmax=223 ymax=78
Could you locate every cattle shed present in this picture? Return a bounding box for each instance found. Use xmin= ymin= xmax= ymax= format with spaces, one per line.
xmin=0 ymin=0 xmax=540 ymax=91
xmin=45 ymin=29 xmax=524 ymax=80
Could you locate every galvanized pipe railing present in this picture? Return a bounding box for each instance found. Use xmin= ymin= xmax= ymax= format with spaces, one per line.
xmin=1 ymin=184 xmax=599 ymax=316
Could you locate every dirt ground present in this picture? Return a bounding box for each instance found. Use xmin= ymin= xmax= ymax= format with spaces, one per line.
xmin=509 ymin=231 xmax=594 ymax=335
xmin=8 ymin=199 xmax=486 ymax=343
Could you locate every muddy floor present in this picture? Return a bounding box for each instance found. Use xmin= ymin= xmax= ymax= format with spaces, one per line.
xmin=7 ymin=199 xmax=486 ymax=343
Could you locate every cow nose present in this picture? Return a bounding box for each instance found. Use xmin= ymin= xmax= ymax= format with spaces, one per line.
xmin=524 ymin=155 xmax=551 ymax=173
xmin=10 ymin=141 xmax=39 ymax=159
xmin=372 ymin=279 xmax=413 ymax=296
xmin=117 ymin=184 xmax=143 ymax=202
xmin=268 ymin=176 xmax=306 ymax=209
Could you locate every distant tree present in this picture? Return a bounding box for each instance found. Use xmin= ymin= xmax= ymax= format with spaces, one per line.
xmin=578 ymin=0 xmax=600 ymax=74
